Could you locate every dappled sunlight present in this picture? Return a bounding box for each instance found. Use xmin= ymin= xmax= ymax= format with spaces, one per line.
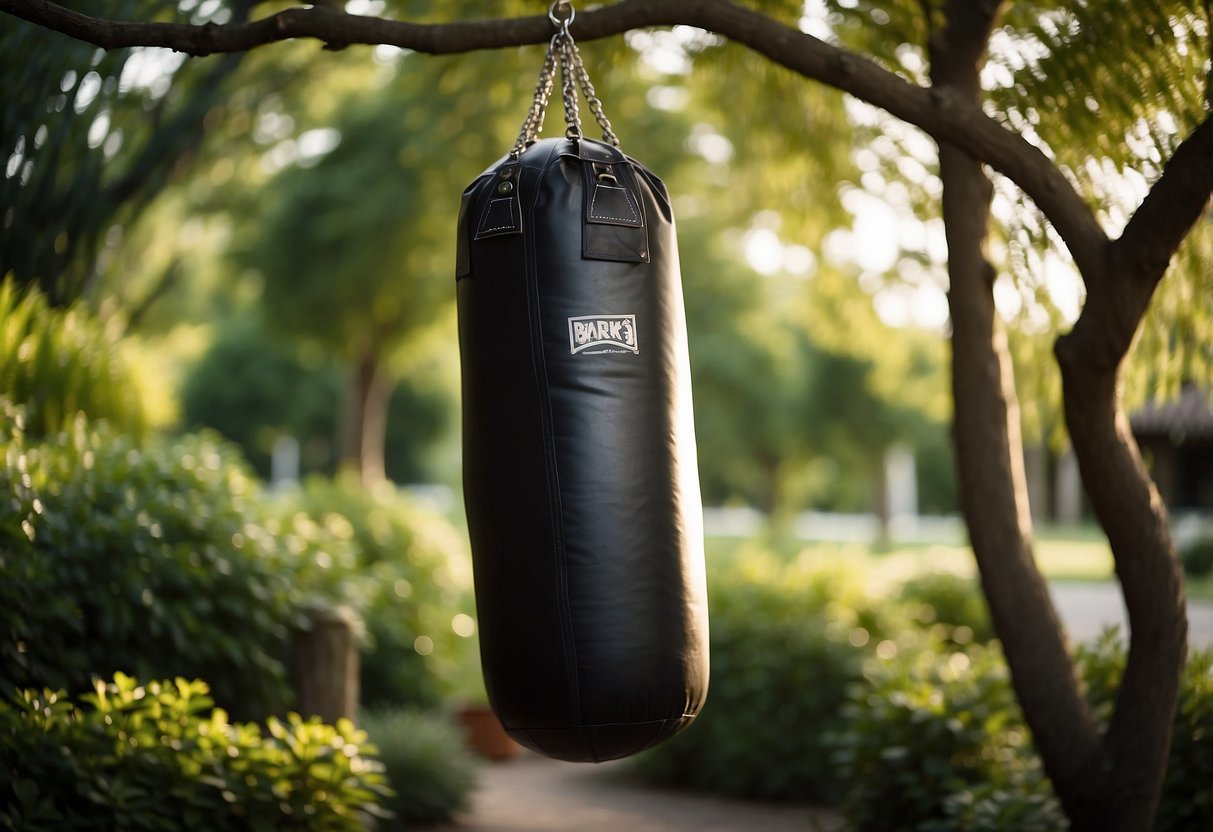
xmin=118 ymin=46 xmax=185 ymax=98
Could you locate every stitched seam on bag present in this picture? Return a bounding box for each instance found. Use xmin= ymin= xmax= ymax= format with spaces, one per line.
xmin=529 ymin=149 xmax=583 ymax=726
xmin=479 ymin=197 xmax=517 ymax=233
xmin=588 ymin=184 xmax=639 ymax=223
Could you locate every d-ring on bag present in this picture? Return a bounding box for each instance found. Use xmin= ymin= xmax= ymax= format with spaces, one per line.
xmin=454 ymin=1 xmax=709 ymax=763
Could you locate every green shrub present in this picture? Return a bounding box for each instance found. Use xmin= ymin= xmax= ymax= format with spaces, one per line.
xmin=0 ymin=673 xmax=390 ymax=831
xmin=629 ymin=542 xmax=1211 ymax=830
xmin=276 ymin=477 xmax=479 ymax=708
xmin=928 ymin=784 xmax=1069 ymax=832
xmin=0 ymin=409 xmax=296 ymax=719
xmin=898 ymin=571 xmax=994 ymax=645
xmin=837 ymin=631 xmax=1213 ymax=831
xmin=1162 ymin=647 xmax=1213 ymax=832
xmin=0 ymin=279 xmax=148 ymax=439
xmin=1076 ymin=631 xmax=1213 ymax=832
xmin=631 ymin=551 xmax=899 ymax=802
xmin=1180 ymin=537 xmax=1213 ymax=578
xmin=834 ymin=642 xmax=1059 ymax=831
xmin=360 ymin=707 xmax=479 ymax=827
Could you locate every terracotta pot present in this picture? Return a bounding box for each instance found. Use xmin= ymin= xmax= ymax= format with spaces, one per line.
xmin=456 ymin=704 xmax=523 ymax=761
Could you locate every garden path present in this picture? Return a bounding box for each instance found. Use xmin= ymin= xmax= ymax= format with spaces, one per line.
xmin=434 ymin=751 xmax=844 ymax=832
xmin=437 ymin=584 xmax=1213 ymax=832
xmin=1051 ymin=582 xmax=1213 ymax=648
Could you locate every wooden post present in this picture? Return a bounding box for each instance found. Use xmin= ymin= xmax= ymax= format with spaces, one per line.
xmin=291 ymin=605 xmax=360 ymax=724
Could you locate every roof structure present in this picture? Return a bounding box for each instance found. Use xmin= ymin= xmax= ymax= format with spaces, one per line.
xmin=1130 ymin=384 xmax=1213 ymax=440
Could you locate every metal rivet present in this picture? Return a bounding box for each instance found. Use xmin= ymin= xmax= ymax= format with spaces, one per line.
xmin=497 ymin=180 xmax=515 ymax=195
xmin=499 ymin=167 xmax=515 ymax=179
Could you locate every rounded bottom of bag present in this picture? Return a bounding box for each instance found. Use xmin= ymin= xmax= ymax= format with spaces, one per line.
xmin=506 ymin=714 xmax=696 ymax=763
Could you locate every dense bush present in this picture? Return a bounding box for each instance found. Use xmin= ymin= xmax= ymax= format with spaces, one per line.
xmin=1077 ymin=631 xmax=1213 ymax=832
xmin=0 ymin=280 xmax=148 ymax=438
xmin=1 ymin=400 xmax=480 ymax=720
xmin=926 ymin=784 xmax=1069 ymax=832
xmin=0 ymin=407 xmax=296 ymax=719
xmin=631 ymin=540 xmax=1213 ymax=830
xmin=898 ymin=571 xmax=994 ymax=645
xmin=360 ymin=707 xmax=479 ymax=827
xmin=1180 ymin=537 xmax=1213 ymax=578
xmin=275 ymin=477 xmax=480 ymax=708
xmin=836 ymin=629 xmax=1213 ymax=832
xmin=631 ymin=551 xmax=900 ymax=801
xmin=834 ymin=642 xmax=1062 ymax=831
xmin=0 ymin=673 xmax=389 ymax=831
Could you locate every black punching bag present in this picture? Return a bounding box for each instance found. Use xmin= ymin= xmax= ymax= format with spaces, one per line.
xmin=454 ymin=7 xmax=708 ymax=764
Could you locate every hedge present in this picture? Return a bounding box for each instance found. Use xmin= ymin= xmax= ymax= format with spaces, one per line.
xmin=0 ymin=673 xmax=389 ymax=831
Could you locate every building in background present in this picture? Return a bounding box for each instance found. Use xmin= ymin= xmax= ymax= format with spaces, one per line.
xmin=1023 ymin=385 xmax=1213 ymax=528
xmin=1131 ymin=384 xmax=1213 ymax=516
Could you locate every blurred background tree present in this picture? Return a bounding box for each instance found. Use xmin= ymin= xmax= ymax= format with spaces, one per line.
xmin=230 ymin=71 xmax=459 ymax=485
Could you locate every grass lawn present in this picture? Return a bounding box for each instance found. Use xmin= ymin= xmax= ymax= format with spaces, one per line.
xmin=706 ymin=523 xmax=1213 ymax=601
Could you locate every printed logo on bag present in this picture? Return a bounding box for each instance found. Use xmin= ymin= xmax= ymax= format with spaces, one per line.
xmin=568 ymin=314 xmax=639 ymax=355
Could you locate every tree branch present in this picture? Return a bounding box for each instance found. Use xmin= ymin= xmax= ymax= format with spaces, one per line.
xmin=1114 ymin=116 xmax=1213 ymax=287
xmin=1 ymin=0 xmax=1110 ymax=274
xmin=1058 ymin=117 xmax=1213 ymax=373
xmin=932 ymin=0 xmax=1104 ymax=815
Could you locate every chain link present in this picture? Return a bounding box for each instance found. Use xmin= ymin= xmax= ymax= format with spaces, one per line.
xmin=558 ymin=35 xmax=583 ymax=140
xmin=510 ymin=36 xmax=559 ymax=158
xmin=566 ymin=38 xmax=620 ymax=147
xmin=509 ymin=0 xmax=621 ymax=159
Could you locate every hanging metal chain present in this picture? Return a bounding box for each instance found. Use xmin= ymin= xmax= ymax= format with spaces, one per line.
xmin=557 ymin=33 xmax=583 ymax=140
xmin=509 ymin=0 xmax=621 ymax=159
xmin=510 ymin=36 xmax=559 ymax=158
xmin=566 ymin=38 xmax=620 ymax=147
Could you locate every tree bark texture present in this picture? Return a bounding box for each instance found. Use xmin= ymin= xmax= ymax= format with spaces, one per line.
xmin=1048 ymin=117 xmax=1213 ymax=829
xmin=929 ymin=2 xmax=1103 ymax=820
xmin=1054 ymin=344 xmax=1186 ymax=829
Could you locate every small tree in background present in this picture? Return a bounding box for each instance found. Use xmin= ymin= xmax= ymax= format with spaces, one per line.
xmin=239 ymin=85 xmax=447 ymax=485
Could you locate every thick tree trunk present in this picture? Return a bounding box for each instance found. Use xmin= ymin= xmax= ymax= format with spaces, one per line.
xmin=339 ymin=347 xmax=390 ymax=487
xmin=932 ymin=5 xmax=1204 ymax=825
xmin=1054 ymin=335 xmax=1186 ymax=829
xmin=939 ymin=141 xmax=1103 ymax=818
xmin=930 ymin=0 xmax=1102 ymax=821
xmin=1046 ymin=116 xmax=1213 ymax=828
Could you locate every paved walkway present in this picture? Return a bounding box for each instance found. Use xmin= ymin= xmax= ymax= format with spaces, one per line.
xmin=438 ymin=584 xmax=1213 ymax=832
xmin=1050 ymin=582 xmax=1213 ymax=648
xmin=434 ymin=753 xmax=843 ymax=832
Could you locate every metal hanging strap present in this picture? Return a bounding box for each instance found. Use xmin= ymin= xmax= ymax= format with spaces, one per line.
xmin=510 ymin=0 xmax=621 ymax=159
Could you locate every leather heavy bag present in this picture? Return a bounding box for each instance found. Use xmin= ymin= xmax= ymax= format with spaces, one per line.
xmin=454 ymin=12 xmax=708 ymax=764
